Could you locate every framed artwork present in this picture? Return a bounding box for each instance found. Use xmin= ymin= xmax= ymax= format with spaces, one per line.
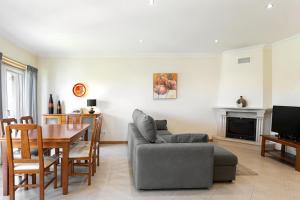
xmin=153 ymin=73 xmax=177 ymax=99
xmin=72 ymin=83 xmax=87 ymax=97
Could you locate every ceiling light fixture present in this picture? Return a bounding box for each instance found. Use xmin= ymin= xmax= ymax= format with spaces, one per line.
xmin=267 ymin=3 xmax=273 ymax=9
xmin=214 ymin=39 xmax=219 ymax=44
xmin=149 ymin=0 xmax=154 ymax=6
xmin=139 ymin=39 xmax=144 ymax=44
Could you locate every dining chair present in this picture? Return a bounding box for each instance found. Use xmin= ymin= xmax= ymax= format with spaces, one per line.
xmin=20 ymin=116 xmax=34 ymax=124
xmin=19 ymin=116 xmax=40 ymax=183
xmin=0 ymin=118 xmax=17 ymax=137
xmin=44 ymin=115 xmax=62 ymax=125
xmin=66 ymin=114 xmax=85 ymax=142
xmin=0 ymin=118 xmax=25 ymax=186
xmin=1 ymin=118 xmax=39 ymax=186
xmin=70 ymin=116 xmax=99 ymax=170
xmin=6 ymin=124 xmax=59 ymax=200
xmin=44 ymin=115 xmax=62 ymax=159
xmin=66 ymin=114 xmax=82 ymax=124
xmin=95 ymin=115 xmax=103 ymax=166
xmin=68 ymin=118 xmax=98 ymax=185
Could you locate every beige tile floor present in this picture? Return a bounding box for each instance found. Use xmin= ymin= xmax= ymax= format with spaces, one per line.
xmin=1 ymin=142 xmax=300 ymax=200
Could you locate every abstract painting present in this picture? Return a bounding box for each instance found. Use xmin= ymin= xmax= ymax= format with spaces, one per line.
xmin=153 ymin=73 xmax=177 ymax=99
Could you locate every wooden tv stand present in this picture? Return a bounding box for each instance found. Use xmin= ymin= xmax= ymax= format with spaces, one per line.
xmin=261 ymin=135 xmax=300 ymax=171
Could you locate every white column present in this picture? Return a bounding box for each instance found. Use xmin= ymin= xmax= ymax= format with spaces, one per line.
xmin=256 ymin=117 xmax=264 ymax=142
xmin=217 ymin=109 xmax=227 ymax=137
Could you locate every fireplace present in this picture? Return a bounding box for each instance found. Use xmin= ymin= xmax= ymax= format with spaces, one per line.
xmin=215 ymin=107 xmax=272 ymax=143
xmin=226 ymin=117 xmax=256 ymax=141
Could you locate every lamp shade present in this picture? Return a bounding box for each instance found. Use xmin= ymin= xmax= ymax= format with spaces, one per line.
xmin=87 ymin=99 xmax=96 ymax=107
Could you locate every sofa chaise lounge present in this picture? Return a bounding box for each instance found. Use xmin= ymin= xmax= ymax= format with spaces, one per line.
xmin=128 ymin=109 xmax=238 ymax=190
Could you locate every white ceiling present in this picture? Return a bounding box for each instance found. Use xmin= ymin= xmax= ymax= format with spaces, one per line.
xmin=0 ymin=0 xmax=299 ymax=57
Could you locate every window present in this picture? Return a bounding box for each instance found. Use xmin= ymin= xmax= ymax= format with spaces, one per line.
xmin=1 ymin=64 xmax=25 ymax=119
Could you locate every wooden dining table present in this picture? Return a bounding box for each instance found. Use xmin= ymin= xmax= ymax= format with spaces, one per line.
xmin=0 ymin=123 xmax=90 ymax=196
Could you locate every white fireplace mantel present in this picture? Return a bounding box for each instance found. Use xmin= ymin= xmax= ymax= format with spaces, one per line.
xmin=214 ymin=107 xmax=272 ymax=143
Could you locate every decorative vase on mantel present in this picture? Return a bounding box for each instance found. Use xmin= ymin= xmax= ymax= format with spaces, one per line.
xmin=57 ymin=100 xmax=62 ymax=114
xmin=48 ymin=94 xmax=54 ymax=114
xmin=236 ymin=96 xmax=247 ymax=108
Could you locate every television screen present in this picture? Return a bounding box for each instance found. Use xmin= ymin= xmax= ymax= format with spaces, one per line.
xmin=271 ymin=106 xmax=300 ymax=141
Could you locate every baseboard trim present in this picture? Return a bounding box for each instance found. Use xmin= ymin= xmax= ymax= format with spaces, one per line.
xmin=100 ymin=141 xmax=128 ymax=144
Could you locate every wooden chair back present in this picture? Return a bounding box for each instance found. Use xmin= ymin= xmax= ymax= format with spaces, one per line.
xmin=44 ymin=116 xmax=62 ymax=124
xmin=20 ymin=116 xmax=34 ymax=124
xmin=96 ymin=115 xmax=103 ymax=143
xmin=6 ymin=124 xmax=44 ymax=173
xmin=0 ymin=118 xmax=17 ymax=137
xmin=89 ymin=118 xmax=99 ymax=158
xmin=66 ymin=114 xmax=82 ymax=124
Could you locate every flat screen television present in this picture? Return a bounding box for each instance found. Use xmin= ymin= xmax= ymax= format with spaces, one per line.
xmin=271 ymin=106 xmax=300 ymax=141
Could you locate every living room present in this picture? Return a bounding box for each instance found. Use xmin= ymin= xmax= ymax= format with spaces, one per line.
xmin=0 ymin=1 xmax=300 ymax=200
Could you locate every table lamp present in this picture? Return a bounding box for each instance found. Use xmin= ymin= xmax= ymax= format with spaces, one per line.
xmin=87 ymin=99 xmax=96 ymax=114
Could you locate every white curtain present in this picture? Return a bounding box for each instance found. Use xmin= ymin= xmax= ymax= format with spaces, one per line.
xmin=0 ymin=52 xmax=2 ymax=119
xmin=0 ymin=52 xmax=2 ymax=165
xmin=26 ymin=65 xmax=38 ymax=122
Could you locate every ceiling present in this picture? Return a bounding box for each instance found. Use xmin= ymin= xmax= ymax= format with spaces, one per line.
xmin=0 ymin=0 xmax=299 ymax=57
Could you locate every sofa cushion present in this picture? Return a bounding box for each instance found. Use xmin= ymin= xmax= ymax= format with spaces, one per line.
xmin=156 ymin=130 xmax=172 ymax=136
xmin=158 ymin=134 xmax=209 ymax=143
xmin=132 ymin=109 xmax=144 ymax=124
xmin=214 ymin=145 xmax=238 ymax=166
xmin=133 ymin=109 xmax=157 ymax=143
xmin=155 ymin=120 xmax=168 ymax=130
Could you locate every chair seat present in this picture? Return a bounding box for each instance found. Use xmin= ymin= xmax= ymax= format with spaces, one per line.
xmin=70 ymin=141 xmax=91 ymax=158
xmin=14 ymin=155 xmax=58 ymax=171
xmin=73 ymin=141 xmax=90 ymax=146
xmin=70 ymin=140 xmax=89 ymax=148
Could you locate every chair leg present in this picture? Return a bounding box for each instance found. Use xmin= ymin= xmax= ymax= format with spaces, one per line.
xmin=54 ymin=162 xmax=57 ymax=189
xmin=97 ymin=143 xmax=100 ymax=166
xmin=40 ymin=173 xmax=45 ymax=200
xmin=24 ymin=174 xmax=28 ymax=190
xmin=32 ymin=174 xmax=36 ymax=184
xmin=9 ymin=171 xmax=15 ymax=200
xmin=88 ymin=161 xmax=92 ymax=185
xmin=71 ymin=161 xmax=75 ymax=175
xmin=94 ymin=154 xmax=97 ymax=173
xmin=92 ymin=160 xmax=95 ymax=176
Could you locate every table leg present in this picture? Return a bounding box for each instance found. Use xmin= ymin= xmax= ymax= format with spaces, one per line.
xmin=261 ymin=137 xmax=266 ymax=157
xmin=1 ymin=142 xmax=9 ymax=196
xmin=61 ymin=144 xmax=70 ymax=195
xmin=296 ymin=147 xmax=300 ymax=172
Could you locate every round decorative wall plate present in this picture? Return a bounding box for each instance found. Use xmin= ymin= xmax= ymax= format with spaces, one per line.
xmin=72 ymin=83 xmax=86 ymax=97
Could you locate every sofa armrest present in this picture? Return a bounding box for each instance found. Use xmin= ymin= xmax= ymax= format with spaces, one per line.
xmin=134 ymin=143 xmax=214 ymax=189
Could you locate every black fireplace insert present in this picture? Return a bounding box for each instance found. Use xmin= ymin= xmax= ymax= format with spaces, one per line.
xmin=226 ymin=117 xmax=256 ymax=141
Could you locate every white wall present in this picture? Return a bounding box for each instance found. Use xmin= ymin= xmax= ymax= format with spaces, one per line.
xmin=272 ymin=35 xmax=300 ymax=106
xmin=0 ymin=36 xmax=36 ymax=66
xmin=263 ymin=48 xmax=272 ymax=107
xmin=217 ymin=45 xmax=272 ymax=108
xmin=37 ymin=56 xmax=221 ymax=141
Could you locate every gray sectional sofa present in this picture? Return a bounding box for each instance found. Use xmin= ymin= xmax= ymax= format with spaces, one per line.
xmin=128 ymin=109 xmax=238 ymax=190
